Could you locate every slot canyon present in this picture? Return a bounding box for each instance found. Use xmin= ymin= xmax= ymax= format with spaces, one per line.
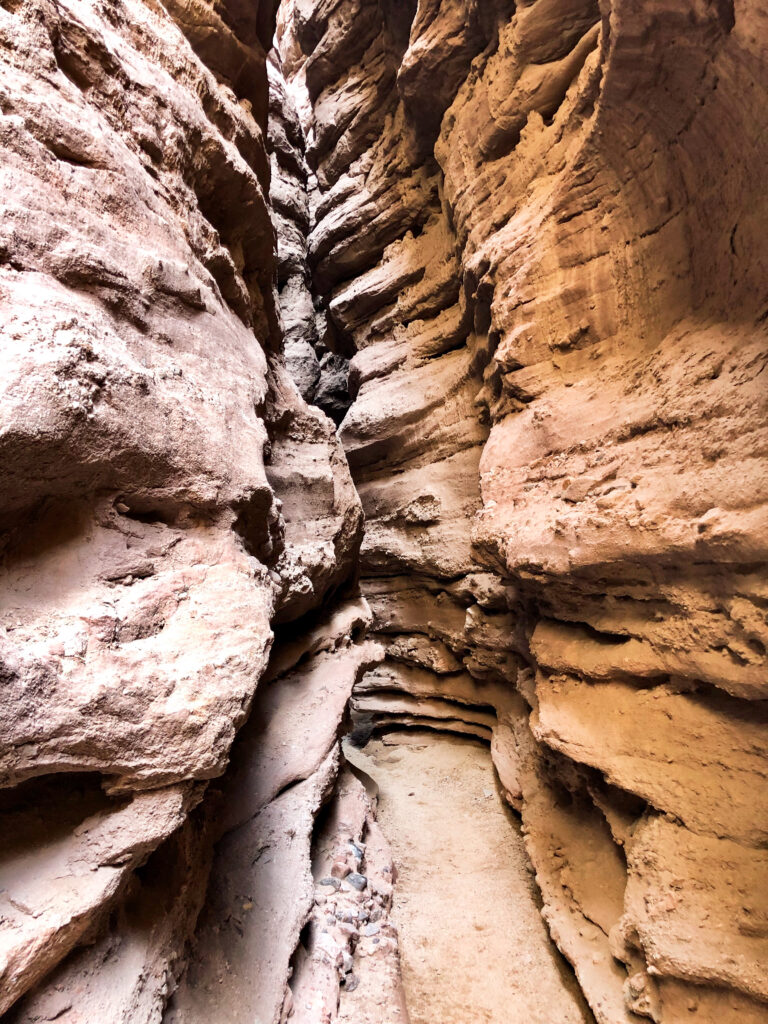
xmin=0 ymin=0 xmax=767 ymax=1021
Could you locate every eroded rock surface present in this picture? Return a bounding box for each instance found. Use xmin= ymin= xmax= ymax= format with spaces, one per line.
xmin=0 ymin=0 xmax=364 ymax=1017
xmin=280 ymin=0 xmax=768 ymax=1021
xmin=2 ymin=0 xmax=767 ymax=1022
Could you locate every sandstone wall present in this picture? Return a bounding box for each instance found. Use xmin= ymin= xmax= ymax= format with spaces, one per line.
xmin=0 ymin=1 xmax=371 ymax=1018
xmin=280 ymin=1 xmax=768 ymax=1021
xmin=1 ymin=0 xmax=767 ymax=1021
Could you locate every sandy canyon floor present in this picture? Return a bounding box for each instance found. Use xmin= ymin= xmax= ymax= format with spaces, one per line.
xmin=345 ymin=734 xmax=592 ymax=1024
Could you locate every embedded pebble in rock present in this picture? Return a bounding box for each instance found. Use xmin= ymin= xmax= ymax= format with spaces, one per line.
xmin=345 ymin=873 xmax=369 ymax=892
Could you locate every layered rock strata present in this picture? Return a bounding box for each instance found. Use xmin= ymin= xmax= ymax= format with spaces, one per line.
xmin=1 ymin=0 xmax=767 ymax=1022
xmin=280 ymin=1 xmax=768 ymax=1022
xmin=0 ymin=0 xmax=372 ymax=1019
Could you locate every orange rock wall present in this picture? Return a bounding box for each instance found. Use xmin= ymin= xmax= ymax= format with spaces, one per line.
xmin=280 ymin=1 xmax=768 ymax=1021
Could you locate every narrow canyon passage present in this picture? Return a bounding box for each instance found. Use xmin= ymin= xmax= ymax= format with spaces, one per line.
xmin=0 ymin=1 xmax=767 ymax=1023
xmin=346 ymin=734 xmax=591 ymax=1024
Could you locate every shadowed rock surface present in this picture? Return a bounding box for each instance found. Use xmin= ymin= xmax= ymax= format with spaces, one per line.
xmin=0 ymin=0 xmax=364 ymax=1017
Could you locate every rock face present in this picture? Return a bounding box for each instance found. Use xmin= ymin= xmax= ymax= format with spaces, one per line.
xmin=0 ymin=0 xmax=367 ymax=1018
xmin=278 ymin=0 xmax=768 ymax=1022
xmin=1 ymin=0 xmax=767 ymax=1022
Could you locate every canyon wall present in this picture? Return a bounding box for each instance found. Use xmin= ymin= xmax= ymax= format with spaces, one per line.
xmin=0 ymin=1 xmax=385 ymax=1020
xmin=279 ymin=0 xmax=768 ymax=1022
xmin=0 ymin=0 xmax=767 ymax=1022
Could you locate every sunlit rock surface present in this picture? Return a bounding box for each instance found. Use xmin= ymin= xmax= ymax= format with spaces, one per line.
xmin=280 ymin=0 xmax=768 ymax=1021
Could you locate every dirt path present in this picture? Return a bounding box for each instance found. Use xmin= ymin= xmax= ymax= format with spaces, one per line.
xmin=345 ymin=732 xmax=592 ymax=1024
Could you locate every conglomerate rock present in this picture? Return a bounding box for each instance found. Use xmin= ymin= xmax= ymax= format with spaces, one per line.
xmin=279 ymin=1 xmax=768 ymax=1021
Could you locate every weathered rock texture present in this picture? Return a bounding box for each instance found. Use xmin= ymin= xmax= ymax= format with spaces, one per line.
xmin=2 ymin=0 xmax=767 ymax=1022
xmin=279 ymin=0 xmax=768 ymax=1021
xmin=0 ymin=0 xmax=370 ymax=1019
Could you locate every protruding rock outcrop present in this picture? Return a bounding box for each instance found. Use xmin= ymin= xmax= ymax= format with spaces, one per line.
xmin=0 ymin=0 xmax=365 ymax=1017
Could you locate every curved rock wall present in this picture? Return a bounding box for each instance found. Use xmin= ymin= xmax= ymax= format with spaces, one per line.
xmin=280 ymin=1 xmax=768 ymax=1022
xmin=1 ymin=0 xmax=767 ymax=1022
xmin=0 ymin=1 xmax=369 ymax=1019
